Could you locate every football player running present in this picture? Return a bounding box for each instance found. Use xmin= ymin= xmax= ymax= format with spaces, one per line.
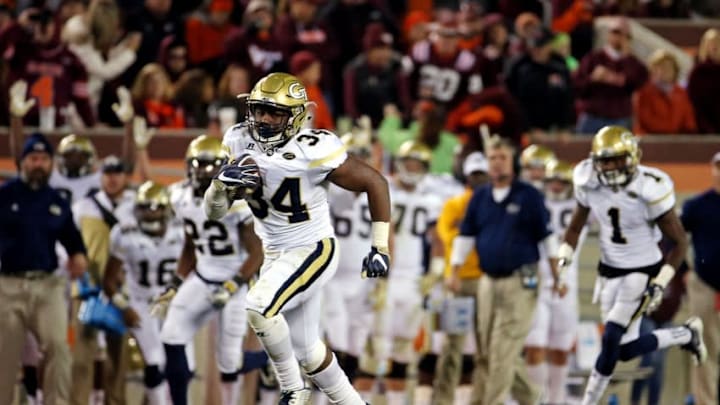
xmin=560 ymin=126 xmax=707 ymax=405
xmin=206 ymin=72 xmax=391 ymax=405
xmin=524 ymin=160 xmax=585 ymax=404
xmin=153 ymin=135 xmax=264 ymax=405
xmin=102 ymin=181 xmax=185 ymax=405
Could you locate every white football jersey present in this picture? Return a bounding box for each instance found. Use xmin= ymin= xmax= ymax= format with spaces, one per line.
xmin=389 ymin=177 xmax=445 ymax=278
xmin=50 ymin=168 xmax=102 ymax=204
xmin=574 ymin=159 xmax=674 ymax=269
xmin=109 ymin=221 xmax=185 ymax=300
xmin=170 ymin=181 xmax=253 ymax=281
xmin=538 ymin=197 xmax=587 ymax=289
xmin=223 ymin=124 xmax=347 ymax=251
xmin=327 ymin=184 xmax=370 ymax=277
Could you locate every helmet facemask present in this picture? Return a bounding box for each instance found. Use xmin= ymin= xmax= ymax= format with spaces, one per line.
xmin=188 ymin=155 xmax=227 ymax=195
xmin=58 ymin=149 xmax=94 ymax=178
xmin=593 ymin=154 xmax=635 ymax=188
xmin=134 ymin=203 xmax=170 ymax=237
xmin=395 ymin=157 xmax=428 ymax=187
xmin=247 ymin=101 xmax=304 ymax=152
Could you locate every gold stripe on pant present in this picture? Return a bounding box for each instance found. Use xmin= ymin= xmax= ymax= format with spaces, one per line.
xmin=0 ymin=274 xmax=71 ymax=405
xmin=688 ymin=272 xmax=720 ymax=405
xmin=471 ymin=269 xmax=540 ymax=405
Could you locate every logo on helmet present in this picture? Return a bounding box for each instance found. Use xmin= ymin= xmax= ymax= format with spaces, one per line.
xmin=288 ymin=82 xmax=306 ymax=100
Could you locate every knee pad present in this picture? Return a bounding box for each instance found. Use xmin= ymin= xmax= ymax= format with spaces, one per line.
xmin=391 ymin=338 xmax=414 ymax=364
xmin=143 ymin=364 xmax=165 ymax=388
xmin=221 ymin=371 xmax=240 ymax=382
xmin=417 ymin=354 xmax=438 ymax=375
xmin=298 ymin=341 xmax=329 ymax=374
xmin=247 ymin=310 xmax=289 ymax=346
xmin=387 ymin=361 xmax=408 ymax=379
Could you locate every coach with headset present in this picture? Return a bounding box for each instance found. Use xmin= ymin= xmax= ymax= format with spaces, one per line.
xmin=450 ymin=137 xmax=563 ymax=405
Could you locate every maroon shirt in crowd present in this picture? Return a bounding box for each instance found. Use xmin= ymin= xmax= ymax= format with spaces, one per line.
xmin=574 ymin=48 xmax=648 ymax=119
xmin=687 ymin=61 xmax=720 ymax=134
xmin=406 ymin=39 xmax=498 ymax=111
xmin=224 ymin=25 xmax=285 ymax=81
xmin=1 ymin=24 xmax=94 ymax=127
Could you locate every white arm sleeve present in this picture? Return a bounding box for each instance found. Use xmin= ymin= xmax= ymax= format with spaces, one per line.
xmin=542 ymin=233 xmax=559 ymax=259
xmin=203 ymin=180 xmax=231 ymax=220
xmin=450 ymin=236 xmax=474 ymax=267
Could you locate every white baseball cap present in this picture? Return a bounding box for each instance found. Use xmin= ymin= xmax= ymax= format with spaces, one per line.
xmin=463 ymin=152 xmax=488 ymax=176
xmin=712 ymin=151 xmax=720 ymax=164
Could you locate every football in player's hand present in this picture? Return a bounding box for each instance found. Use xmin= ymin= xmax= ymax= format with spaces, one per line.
xmin=218 ymin=154 xmax=261 ymax=200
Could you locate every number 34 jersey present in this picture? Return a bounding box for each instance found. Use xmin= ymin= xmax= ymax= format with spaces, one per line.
xmin=223 ymin=124 xmax=347 ymax=251
xmin=109 ymin=221 xmax=184 ymax=300
xmin=573 ymin=159 xmax=675 ymax=269
xmin=170 ymin=181 xmax=253 ymax=281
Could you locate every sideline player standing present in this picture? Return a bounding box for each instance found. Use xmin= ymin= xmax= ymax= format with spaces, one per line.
xmin=559 ymin=126 xmax=706 ymax=404
xmin=205 ymin=72 xmax=391 ymax=404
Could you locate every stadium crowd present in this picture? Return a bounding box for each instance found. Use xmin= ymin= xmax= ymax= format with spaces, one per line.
xmin=0 ymin=0 xmax=719 ymax=405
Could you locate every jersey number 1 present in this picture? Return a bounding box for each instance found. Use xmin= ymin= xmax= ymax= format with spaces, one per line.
xmin=249 ymin=178 xmax=309 ymax=224
xmin=607 ymin=207 xmax=627 ymax=244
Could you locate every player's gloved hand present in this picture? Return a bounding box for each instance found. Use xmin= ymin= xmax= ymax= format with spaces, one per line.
xmin=362 ymin=246 xmax=390 ymax=278
xmin=209 ymin=275 xmax=247 ymax=309
xmin=132 ymin=116 xmax=156 ymax=150
xmin=554 ymin=242 xmax=573 ymax=297
xmin=111 ymin=86 xmax=134 ymax=124
xmin=150 ymin=275 xmax=182 ymax=318
xmin=644 ymin=264 xmax=676 ymax=315
xmin=420 ymin=257 xmax=445 ymax=296
xmin=9 ymin=80 xmax=36 ymax=118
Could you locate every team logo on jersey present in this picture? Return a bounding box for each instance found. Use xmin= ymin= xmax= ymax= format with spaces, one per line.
xmin=49 ymin=204 xmax=62 ymax=216
xmin=282 ymin=152 xmax=296 ymax=160
xmin=288 ymin=82 xmax=307 ymax=100
xmin=506 ymin=203 xmax=520 ymax=214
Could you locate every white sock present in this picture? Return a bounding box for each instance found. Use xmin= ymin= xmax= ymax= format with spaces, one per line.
xmin=581 ymin=368 xmax=611 ymax=405
xmin=387 ymin=389 xmax=406 ymax=405
xmin=259 ymin=388 xmax=279 ymax=405
xmin=547 ymin=363 xmax=569 ymax=404
xmin=308 ymin=354 xmax=364 ymax=404
xmin=146 ymin=382 xmax=169 ymax=405
xmin=414 ymin=385 xmax=432 ymax=405
xmin=312 ymin=388 xmax=329 ymax=405
xmin=221 ymin=377 xmax=243 ymax=405
xmin=653 ymin=326 xmax=691 ymax=349
xmin=526 ymin=362 xmax=548 ymax=391
xmin=250 ymin=314 xmax=305 ymax=391
xmin=454 ymin=386 xmax=471 ymax=405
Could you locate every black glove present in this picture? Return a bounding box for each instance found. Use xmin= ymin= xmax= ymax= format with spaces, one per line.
xmin=362 ymin=247 xmax=390 ymax=278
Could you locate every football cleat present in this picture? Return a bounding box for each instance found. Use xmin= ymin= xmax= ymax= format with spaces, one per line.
xmin=278 ymin=388 xmax=311 ymax=405
xmin=681 ymin=316 xmax=707 ymax=365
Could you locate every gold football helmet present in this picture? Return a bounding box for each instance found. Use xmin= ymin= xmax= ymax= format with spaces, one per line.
xmin=395 ymin=140 xmax=432 ymax=186
xmin=57 ymin=134 xmax=96 ymax=177
xmin=134 ymin=181 xmax=171 ymax=236
xmin=591 ymin=126 xmax=641 ymax=187
xmin=520 ymin=144 xmax=556 ymax=168
xmin=340 ymin=116 xmax=374 ymax=160
xmin=246 ymin=72 xmax=309 ymax=151
xmin=185 ymin=135 xmax=231 ymax=193
xmin=544 ymin=159 xmax=574 ymax=200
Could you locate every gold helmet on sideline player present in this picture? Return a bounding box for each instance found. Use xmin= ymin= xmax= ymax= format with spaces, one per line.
xmin=395 ymin=140 xmax=432 ymax=186
xmin=185 ymin=135 xmax=231 ymax=194
xmin=134 ymin=181 xmax=172 ymax=236
xmin=544 ymin=159 xmax=574 ymax=201
xmin=57 ymin=134 xmax=96 ymax=177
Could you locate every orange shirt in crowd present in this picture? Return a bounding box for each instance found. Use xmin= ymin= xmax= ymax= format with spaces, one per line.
xmin=306 ymin=84 xmax=335 ymax=131
xmin=633 ymin=83 xmax=697 ymax=135
xmin=185 ymin=18 xmax=232 ymax=65
xmin=144 ymin=100 xmax=185 ymax=129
